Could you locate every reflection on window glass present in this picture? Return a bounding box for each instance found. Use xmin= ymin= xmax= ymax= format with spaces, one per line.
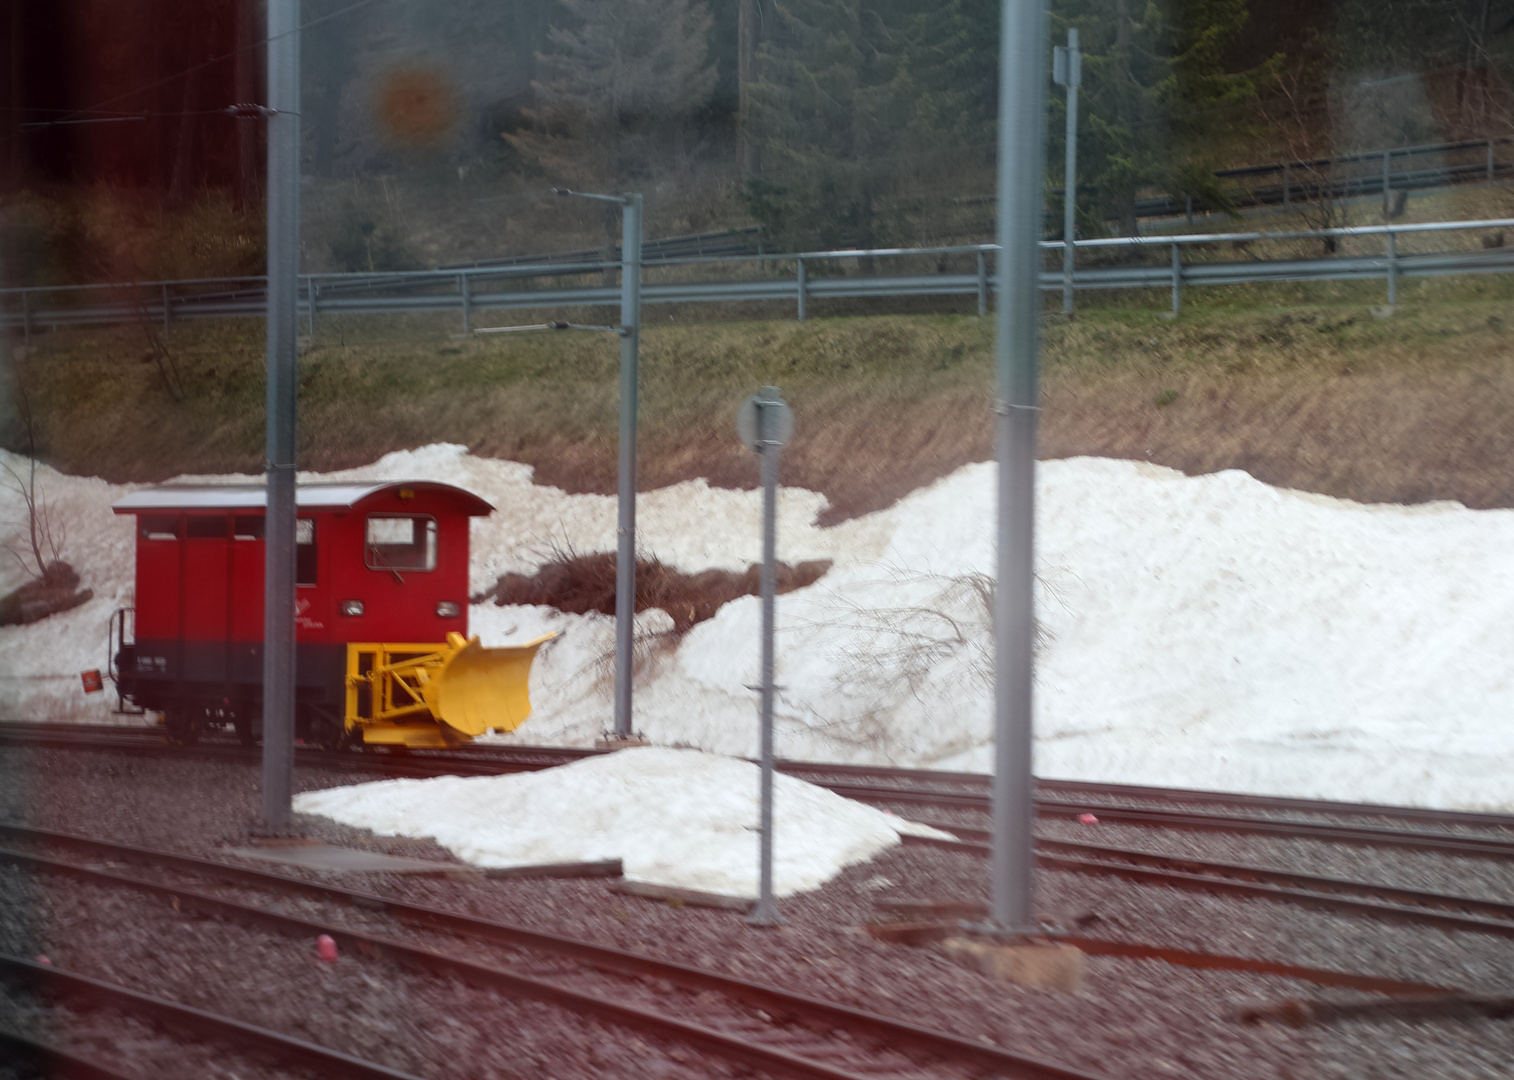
xmin=297 ymin=518 xmax=318 ymax=586
xmin=141 ymin=516 xmax=178 ymax=540
xmin=366 ymin=515 xmax=437 ymax=573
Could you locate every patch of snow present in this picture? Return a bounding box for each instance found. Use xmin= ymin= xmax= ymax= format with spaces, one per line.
xmin=292 ymin=746 xmax=946 ymax=898
xmin=5 ymin=444 xmax=1514 ymax=811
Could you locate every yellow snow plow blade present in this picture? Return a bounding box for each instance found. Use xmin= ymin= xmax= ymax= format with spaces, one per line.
xmin=432 ymin=631 xmax=554 ymax=736
xmin=346 ymin=632 xmax=556 ymax=746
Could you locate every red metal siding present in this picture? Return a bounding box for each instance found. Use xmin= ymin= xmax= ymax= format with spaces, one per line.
xmin=331 ymin=491 xmax=471 ymax=642
xmin=134 ymin=528 xmax=181 ymax=642
xmin=182 ymin=516 xmax=231 ymax=652
xmin=123 ymin=483 xmax=478 ymax=650
xmin=230 ymin=533 xmax=264 ymax=643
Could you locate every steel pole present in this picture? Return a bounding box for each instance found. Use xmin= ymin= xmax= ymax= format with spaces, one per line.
xmin=613 ymin=193 xmax=643 ymax=740
xmin=1061 ymin=28 xmax=1079 ymax=315
xmin=747 ymin=388 xmax=784 ymax=927
xmin=990 ymin=0 xmax=1047 ymax=934
xmin=261 ymin=0 xmax=300 ymax=832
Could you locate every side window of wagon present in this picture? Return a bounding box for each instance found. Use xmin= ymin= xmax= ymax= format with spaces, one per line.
xmin=296 ymin=518 xmax=318 ymax=586
xmin=365 ymin=515 xmax=437 ymax=573
xmin=141 ymin=515 xmax=179 ymax=540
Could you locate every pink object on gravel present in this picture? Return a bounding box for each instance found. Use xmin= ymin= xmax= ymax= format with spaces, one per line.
xmin=35 ymin=955 xmax=52 ymax=966
xmin=1077 ymin=813 xmax=1099 ymax=825
xmin=316 ymin=934 xmax=339 ymax=962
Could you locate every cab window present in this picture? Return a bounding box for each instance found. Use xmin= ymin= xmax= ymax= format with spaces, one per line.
xmin=365 ymin=515 xmax=437 ymax=573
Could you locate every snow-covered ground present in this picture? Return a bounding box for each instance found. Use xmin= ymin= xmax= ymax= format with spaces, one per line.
xmin=3 ymin=443 xmax=1512 ymax=811
xmin=293 ymin=746 xmax=946 ymax=898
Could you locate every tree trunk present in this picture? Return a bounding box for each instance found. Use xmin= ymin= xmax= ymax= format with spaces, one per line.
xmin=6 ymin=0 xmax=21 ymax=190
xmin=233 ymin=0 xmax=261 ymax=209
xmin=1113 ymin=0 xmax=1137 ymax=237
xmin=738 ymin=0 xmax=757 ymax=177
xmin=1457 ymin=0 xmax=1493 ymax=132
xmin=168 ymin=16 xmax=204 ymax=207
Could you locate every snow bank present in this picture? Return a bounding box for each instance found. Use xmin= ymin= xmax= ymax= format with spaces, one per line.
xmin=4 ymin=443 xmax=1513 ymax=810
xmin=293 ymin=746 xmax=943 ymax=898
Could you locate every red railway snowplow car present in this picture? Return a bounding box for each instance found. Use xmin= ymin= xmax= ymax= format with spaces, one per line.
xmin=110 ymin=480 xmax=551 ymax=748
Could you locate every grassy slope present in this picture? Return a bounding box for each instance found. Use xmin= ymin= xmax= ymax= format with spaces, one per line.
xmin=6 ymin=285 xmax=1514 ymax=521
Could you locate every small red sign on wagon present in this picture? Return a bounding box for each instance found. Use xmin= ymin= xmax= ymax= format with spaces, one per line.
xmin=80 ymin=670 xmax=104 ymax=694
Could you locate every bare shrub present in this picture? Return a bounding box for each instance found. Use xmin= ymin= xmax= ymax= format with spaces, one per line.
xmin=476 ymin=540 xmax=831 ymax=634
xmin=0 ymin=371 xmax=94 ymax=625
xmin=788 ymin=565 xmax=1069 ymax=757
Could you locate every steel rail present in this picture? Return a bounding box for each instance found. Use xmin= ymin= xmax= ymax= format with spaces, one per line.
xmin=897 ymin=824 xmax=1514 ymax=925
xmin=900 ymin=834 xmax=1514 ymax=939
xmin=0 ymin=1024 xmax=137 ymax=1080
xmin=1036 ymin=837 xmax=1514 ymax=923
xmin=823 ymin=782 xmax=1514 ymax=860
xmin=6 ymin=823 xmax=1458 ymax=1015
xmin=769 ymin=758 xmax=1514 ymax=831
xmin=0 ymin=830 xmax=1109 ymax=1080
xmin=9 ymin=721 xmax=1513 ymax=837
xmin=0 ymin=952 xmax=424 ymax=1080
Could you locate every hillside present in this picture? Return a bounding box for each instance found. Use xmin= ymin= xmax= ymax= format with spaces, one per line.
xmin=4 ymin=293 xmax=1513 ymax=522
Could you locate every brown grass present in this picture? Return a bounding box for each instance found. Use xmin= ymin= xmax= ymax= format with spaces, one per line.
xmin=5 ymin=292 xmax=1514 ymax=527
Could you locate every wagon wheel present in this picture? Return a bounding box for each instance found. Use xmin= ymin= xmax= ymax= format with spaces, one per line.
xmin=232 ymin=704 xmax=258 ymax=748
xmin=163 ymin=707 xmax=201 ymax=747
xmin=306 ymin=705 xmax=351 ymax=752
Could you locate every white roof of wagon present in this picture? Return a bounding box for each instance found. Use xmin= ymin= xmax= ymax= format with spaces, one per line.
xmin=112 ymin=481 xmax=492 ymax=514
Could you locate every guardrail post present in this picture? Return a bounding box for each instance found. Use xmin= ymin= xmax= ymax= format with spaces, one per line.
xmin=1170 ymin=244 xmax=1182 ymax=315
xmin=1386 ymin=229 xmax=1397 ymax=307
xmin=796 ymin=257 xmax=806 ymax=321
xmin=459 ymin=272 xmax=471 ymax=335
xmin=1185 ymin=195 xmax=1193 ymax=225
xmin=977 ymin=250 xmax=988 ymax=317
xmin=307 ymin=279 xmax=317 ymax=338
xmin=1282 ymin=162 xmax=1291 ymax=208
xmin=1489 ymin=138 xmax=1496 ymax=181
xmin=21 ymin=291 xmax=30 ymax=345
xmin=162 ymin=284 xmax=171 ymax=340
xmin=1382 ymin=149 xmax=1391 ymax=205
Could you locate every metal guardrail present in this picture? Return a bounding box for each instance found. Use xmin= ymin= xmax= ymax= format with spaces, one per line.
xmin=5 ymin=217 xmax=1514 ymax=339
xmin=435 ymin=225 xmax=766 ymax=272
xmin=1137 ymin=135 xmax=1514 ymax=219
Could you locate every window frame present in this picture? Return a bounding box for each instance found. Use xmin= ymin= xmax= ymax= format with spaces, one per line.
xmin=364 ymin=513 xmax=438 ymax=575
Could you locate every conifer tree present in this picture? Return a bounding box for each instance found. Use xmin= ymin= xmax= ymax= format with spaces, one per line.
xmin=746 ymin=0 xmax=912 ymax=250
xmin=515 ymin=0 xmax=718 ymax=189
xmin=1050 ymin=0 xmax=1274 ymax=234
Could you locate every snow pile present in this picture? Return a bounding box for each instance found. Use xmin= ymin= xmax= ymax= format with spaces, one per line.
xmin=292 ymin=746 xmax=944 ymax=897
xmin=4 ymin=443 xmax=1514 ymax=810
xmin=0 ymin=457 xmax=139 ymax=723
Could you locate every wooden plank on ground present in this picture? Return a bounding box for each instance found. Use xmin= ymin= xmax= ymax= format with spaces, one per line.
xmin=609 ymin=880 xmax=754 ymax=911
xmin=483 ymin=859 xmax=623 ymax=880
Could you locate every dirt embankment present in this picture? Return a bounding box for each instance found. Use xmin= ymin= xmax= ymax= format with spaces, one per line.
xmin=5 ymin=303 xmax=1513 ymax=521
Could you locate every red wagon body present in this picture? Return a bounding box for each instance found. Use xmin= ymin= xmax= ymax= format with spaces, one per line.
xmin=110 ymin=480 xmax=500 ymax=745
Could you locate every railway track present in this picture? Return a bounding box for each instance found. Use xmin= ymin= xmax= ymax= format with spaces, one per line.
xmin=9 ymin=721 xmax=1513 ymax=856
xmin=9 ymin=721 xmax=1514 ymax=1069
xmin=11 ymin=721 xmax=1514 ymax=939
xmin=0 ymin=950 xmax=424 ymax=1080
xmin=895 ymin=831 xmax=1514 ymax=939
xmin=0 ymin=822 xmax=1109 ymax=1080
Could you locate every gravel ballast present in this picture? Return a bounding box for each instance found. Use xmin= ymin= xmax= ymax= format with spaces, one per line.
xmin=3 ymin=745 xmax=1514 ymax=1079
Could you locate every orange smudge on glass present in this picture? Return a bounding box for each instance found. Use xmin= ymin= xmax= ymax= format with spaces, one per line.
xmin=376 ymin=68 xmax=457 ymax=148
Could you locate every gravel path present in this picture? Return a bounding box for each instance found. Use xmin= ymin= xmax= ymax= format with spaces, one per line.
xmin=3 ymin=745 xmax=1514 ymax=1079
